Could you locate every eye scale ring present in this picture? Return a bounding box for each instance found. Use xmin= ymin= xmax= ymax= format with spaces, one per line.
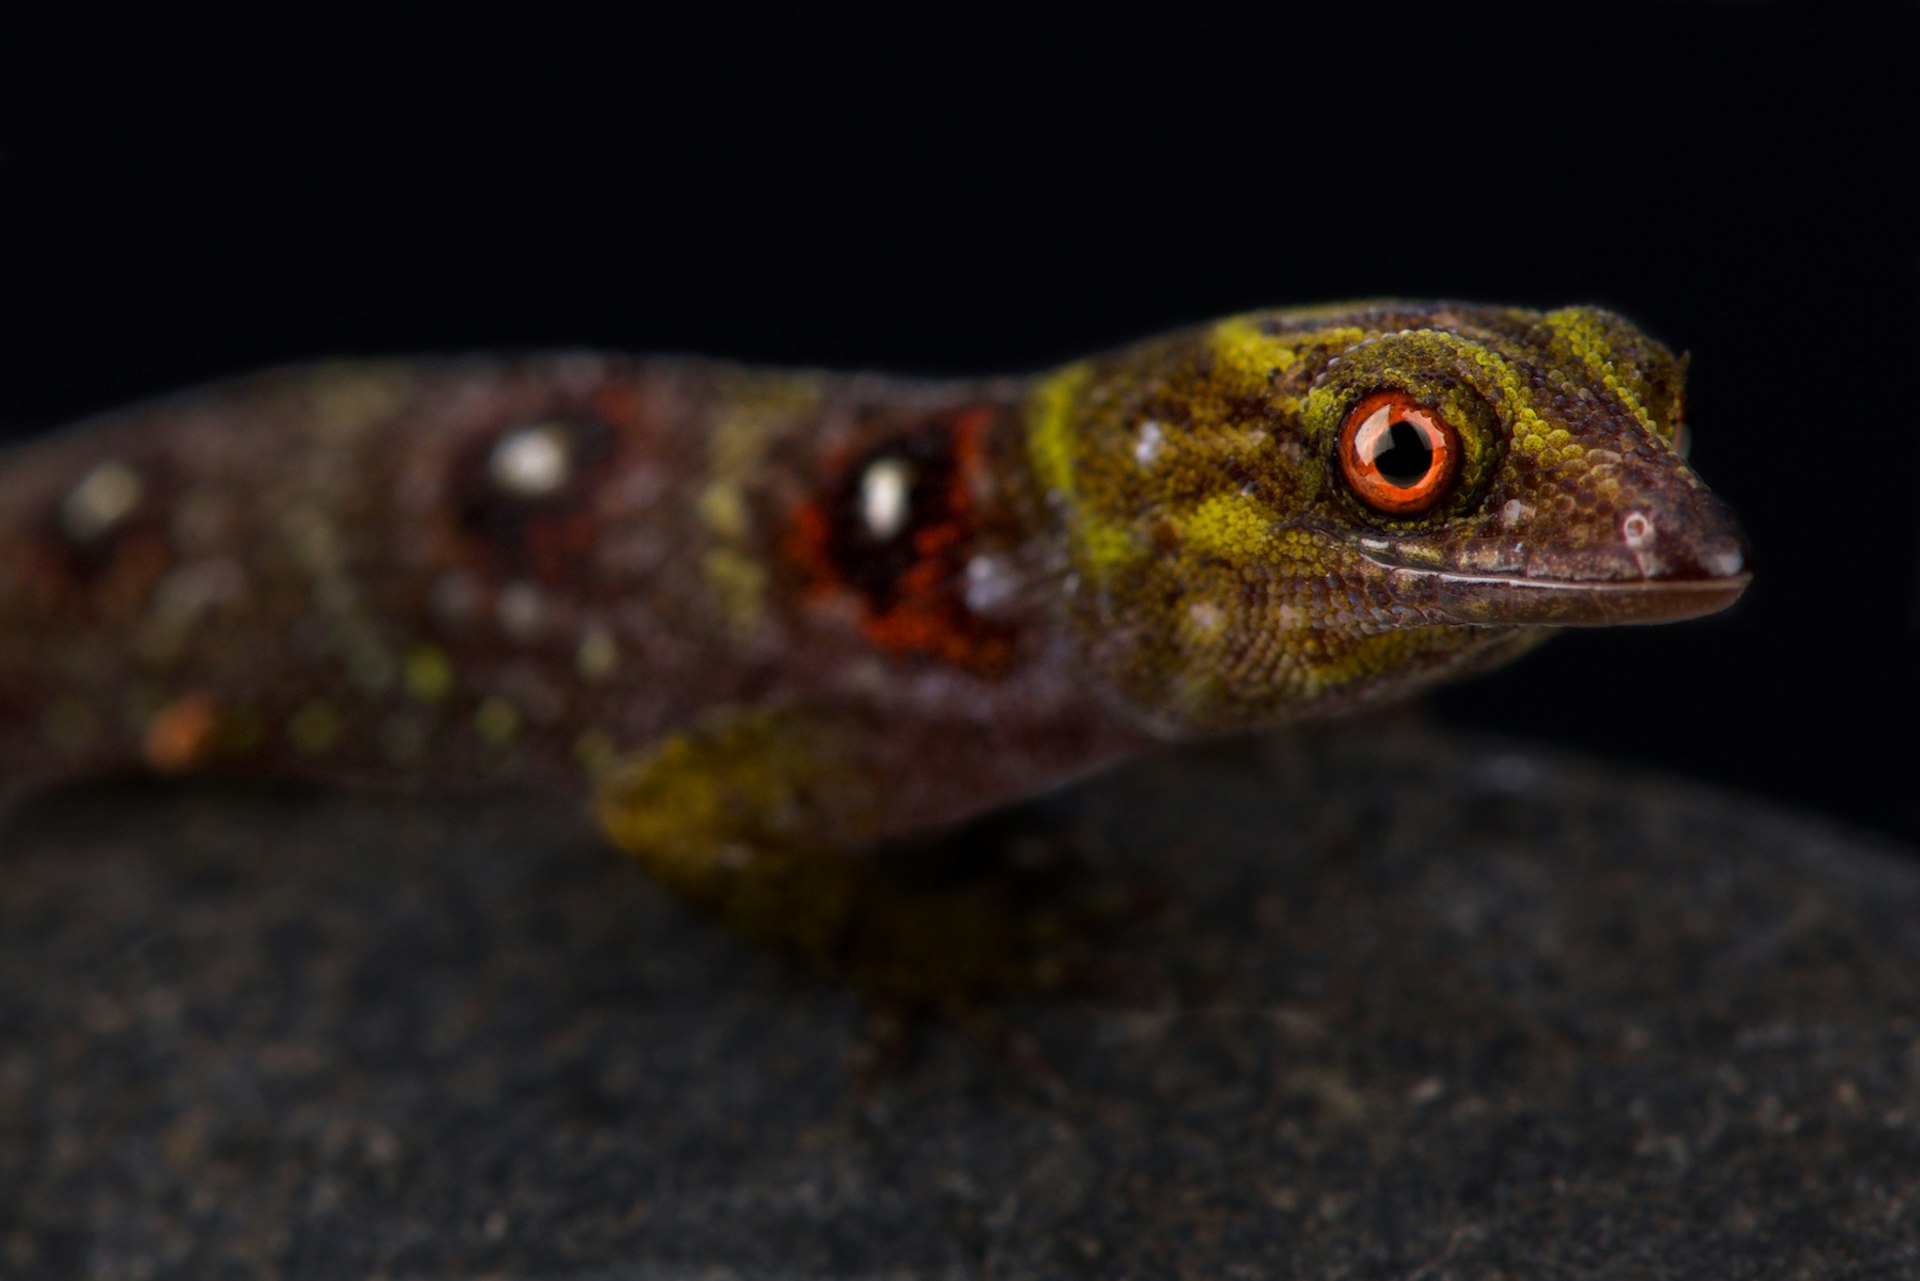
xmin=1338 ymin=391 xmax=1461 ymax=515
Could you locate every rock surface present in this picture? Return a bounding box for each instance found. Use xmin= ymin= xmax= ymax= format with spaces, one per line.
xmin=4 ymin=723 xmax=1919 ymax=1279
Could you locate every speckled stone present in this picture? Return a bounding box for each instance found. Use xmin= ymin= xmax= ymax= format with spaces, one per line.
xmin=4 ymin=723 xmax=1918 ymax=1279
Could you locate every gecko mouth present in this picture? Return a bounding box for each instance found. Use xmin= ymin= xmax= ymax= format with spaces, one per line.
xmin=1356 ymin=553 xmax=1753 ymax=627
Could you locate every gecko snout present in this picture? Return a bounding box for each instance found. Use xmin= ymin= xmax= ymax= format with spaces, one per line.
xmin=1356 ymin=480 xmax=1751 ymax=628
xmin=1615 ymin=494 xmax=1749 ymax=584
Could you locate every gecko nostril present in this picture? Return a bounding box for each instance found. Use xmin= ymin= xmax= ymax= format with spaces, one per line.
xmin=1620 ymin=511 xmax=1655 ymax=550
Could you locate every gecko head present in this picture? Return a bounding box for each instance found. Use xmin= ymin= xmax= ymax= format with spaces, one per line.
xmin=1032 ymin=303 xmax=1750 ymax=732
xmin=1297 ymin=305 xmax=1750 ymax=629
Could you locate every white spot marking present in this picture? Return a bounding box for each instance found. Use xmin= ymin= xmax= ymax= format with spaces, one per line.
xmin=489 ymin=424 xmax=572 ymax=498
xmin=1620 ymin=511 xmax=1655 ymax=549
xmin=859 ymin=458 xmax=915 ymax=541
xmin=963 ymin=554 xmax=1019 ymax=616
xmin=497 ymin=581 xmax=547 ymax=643
xmin=62 ymin=461 xmax=144 ymax=541
xmin=1133 ymin=419 xmax=1165 ymax=467
xmin=1187 ymin=601 xmax=1227 ymax=635
xmin=1498 ymin=499 xmax=1534 ymax=530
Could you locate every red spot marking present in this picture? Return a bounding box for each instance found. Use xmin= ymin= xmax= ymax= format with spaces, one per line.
xmin=593 ymin=383 xmax=646 ymax=428
xmin=782 ymin=499 xmax=835 ymax=581
xmin=783 ymin=405 xmax=1015 ymax=677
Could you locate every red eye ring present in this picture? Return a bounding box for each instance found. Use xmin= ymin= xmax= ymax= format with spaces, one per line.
xmin=1337 ymin=391 xmax=1461 ymax=515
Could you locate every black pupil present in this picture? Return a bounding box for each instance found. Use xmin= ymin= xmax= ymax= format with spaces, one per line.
xmin=1371 ymin=419 xmax=1433 ymax=486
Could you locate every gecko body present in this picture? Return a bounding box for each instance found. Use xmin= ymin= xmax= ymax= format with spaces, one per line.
xmin=0 ymin=304 xmax=1749 ymax=987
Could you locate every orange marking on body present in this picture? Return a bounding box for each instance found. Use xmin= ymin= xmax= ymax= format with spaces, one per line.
xmin=861 ymin=602 xmax=1013 ymax=675
xmin=144 ymin=692 xmax=221 ymax=773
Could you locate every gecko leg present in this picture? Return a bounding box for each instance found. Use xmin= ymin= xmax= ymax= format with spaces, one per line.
xmin=592 ymin=705 xmax=1076 ymax=1002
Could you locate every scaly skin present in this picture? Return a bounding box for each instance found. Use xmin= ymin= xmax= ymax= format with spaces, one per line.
xmin=0 ymin=303 xmax=1748 ymax=994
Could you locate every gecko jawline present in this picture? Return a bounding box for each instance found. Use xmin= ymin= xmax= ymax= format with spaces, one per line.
xmin=1359 ymin=554 xmax=1752 ymax=627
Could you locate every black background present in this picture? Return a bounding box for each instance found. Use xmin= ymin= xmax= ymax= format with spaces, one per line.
xmin=1 ymin=5 xmax=1914 ymax=839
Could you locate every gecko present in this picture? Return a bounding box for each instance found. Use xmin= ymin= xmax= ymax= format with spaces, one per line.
xmin=0 ymin=303 xmax=1749 ymax=994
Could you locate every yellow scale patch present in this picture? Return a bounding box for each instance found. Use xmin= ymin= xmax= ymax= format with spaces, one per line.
xmin=701 ymin=548 xmax=768 ymax=642
xmin=1025 ymin=361 xmax=1089 ymax=498
xmin=474 ymin=696 xmax=520 ymax=746
xmin=288 ymin=701 xmax=341 ymax=755
xmin=1542 ymin=309 xmax=1657 ymax=436
xmin=1210 ymin=317 xmax=1301 ymax=383
xmin=1210 ymin=317 xmax=1367 ymax=414
xmin=405 ymin=643 xmax=455 ymax=702
xmin=697 ymin=374 xmax=821 ymax=641
xmin=1181 ymin=492 xmax=1275 ymax=562
xmin=1025 ymin=362 xmax=1142 ymax=578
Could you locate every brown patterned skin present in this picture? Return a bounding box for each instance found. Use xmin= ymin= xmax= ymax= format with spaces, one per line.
xmin=0 ymin=304 xmax=1749 ymax=993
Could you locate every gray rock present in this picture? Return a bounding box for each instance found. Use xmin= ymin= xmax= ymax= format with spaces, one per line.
xmin=4 ymin=723 xmax=1919 ymax=1279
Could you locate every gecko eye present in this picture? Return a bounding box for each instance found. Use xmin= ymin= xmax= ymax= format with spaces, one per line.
xmin=1338 ymin=391 xmax=1460 ymax=515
